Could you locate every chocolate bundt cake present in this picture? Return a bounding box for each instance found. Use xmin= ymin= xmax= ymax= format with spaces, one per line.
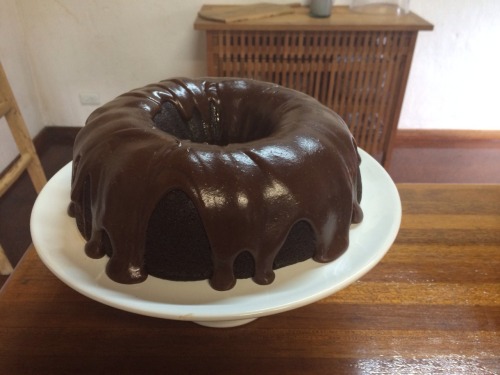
xmin=68 ymin=78 xmax=363 ymax=291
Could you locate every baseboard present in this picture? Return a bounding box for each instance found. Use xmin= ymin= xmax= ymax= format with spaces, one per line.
xmin=1 ymin=126 xmax=78 ymax=179
xmin=395 ymin=129 xmax=500 ymax=148
xmin=34 ymin=126 xmax=81 ymax=155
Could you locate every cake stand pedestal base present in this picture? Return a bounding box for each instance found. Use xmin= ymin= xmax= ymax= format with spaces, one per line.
xmin=195 ymin=318 xmax=257 ymax=328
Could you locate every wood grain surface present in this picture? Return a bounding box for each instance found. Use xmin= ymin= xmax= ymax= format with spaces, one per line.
xmin=198 ymin=3 xmax=297 ymax=23
xmin=0 ymin=184 xmax=498 ymax=374
xmin=194 ymin=5 xmax=434 ymax=31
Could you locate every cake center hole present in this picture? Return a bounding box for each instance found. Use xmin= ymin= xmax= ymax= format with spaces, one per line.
xmin=153 ymin=100 xmax=274 ymax=146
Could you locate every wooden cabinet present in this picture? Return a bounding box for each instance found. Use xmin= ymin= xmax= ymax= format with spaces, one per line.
xmin=195 ymin=5 xmax=432 ymax=167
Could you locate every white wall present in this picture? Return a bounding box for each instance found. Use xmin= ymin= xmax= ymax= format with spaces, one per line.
xmin=0 ymin=0 xmax=44 ymax=171
xmin=404 ymin=0 xmax=500 ymax=130
xmin=1 ymin=0 xmax=500 ymax=169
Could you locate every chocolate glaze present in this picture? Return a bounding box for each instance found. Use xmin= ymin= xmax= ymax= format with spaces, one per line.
xmin=69 ymin=78 xmax=363 ymax=291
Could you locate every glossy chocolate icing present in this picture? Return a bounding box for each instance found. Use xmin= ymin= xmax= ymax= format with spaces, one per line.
xmin=68 ymin=78 xmax=363 ymax=291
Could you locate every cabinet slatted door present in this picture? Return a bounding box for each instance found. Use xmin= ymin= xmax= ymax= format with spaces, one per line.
xmin=196 ymin=6 xmax=433 ymax=167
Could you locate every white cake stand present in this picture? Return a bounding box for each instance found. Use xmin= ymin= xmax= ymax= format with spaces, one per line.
xmin=31 ymin=149 xmax=401 ymax=328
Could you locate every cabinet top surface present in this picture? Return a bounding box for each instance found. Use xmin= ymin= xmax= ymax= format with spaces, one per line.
xmin=194 ymin=5 xmax=434 ymax=32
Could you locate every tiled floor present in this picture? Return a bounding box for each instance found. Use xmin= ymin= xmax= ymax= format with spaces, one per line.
xmin=0 ymin=135 xmax=73 ymax=288
xmin=1 ymin=129 xmax=500 ymax=288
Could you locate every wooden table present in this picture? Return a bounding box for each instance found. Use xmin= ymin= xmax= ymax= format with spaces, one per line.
xmin=1 ymin=184 xmax=499 ymax=374
xmin=195 ymin=5 xmax=433 ymax=166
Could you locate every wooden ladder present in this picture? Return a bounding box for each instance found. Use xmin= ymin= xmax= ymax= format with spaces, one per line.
xmin=0 ymin=61 xmax=47 ymax=275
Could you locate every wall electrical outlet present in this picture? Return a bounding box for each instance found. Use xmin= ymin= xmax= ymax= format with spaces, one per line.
xmin=79 ymin=92 xmax=100 ymax=106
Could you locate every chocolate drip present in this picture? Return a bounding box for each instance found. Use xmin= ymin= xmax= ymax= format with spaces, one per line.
xmin=69 ymin=78 xmax=363 ymax=291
